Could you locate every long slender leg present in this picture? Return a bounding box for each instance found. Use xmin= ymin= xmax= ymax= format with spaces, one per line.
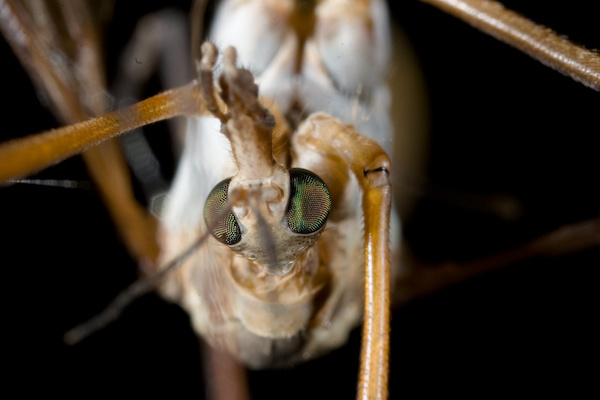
xmin=295 ymin=113 xmax=392 ymax=400
xmin=0 ymin=1 xmax=185 ymax=264
xmin=110 ymin=9 xmax=193 ymax=194
xmin=0 ymin=83 xmax=203 ymax=182
xmin=420 ymin=0 xmax=600 ymax=90
xmin=395 ymin=216 xmax=600 ymax=306
xmin=0 ymin=1 xmax=209 ymax=184
xmin=202 ymin=342 xmax=251 ymax=400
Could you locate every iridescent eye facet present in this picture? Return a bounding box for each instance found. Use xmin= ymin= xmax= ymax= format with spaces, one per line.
xmin=286 ymin=168 xmax=331 ymax=234
xmin=204 ymin=178 xmax=242 ymax=245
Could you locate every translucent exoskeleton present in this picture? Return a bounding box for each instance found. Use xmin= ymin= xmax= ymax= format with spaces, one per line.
xmin=1 ymin=0 xmax=599 ymax=398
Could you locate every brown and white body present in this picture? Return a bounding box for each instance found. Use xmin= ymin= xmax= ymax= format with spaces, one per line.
xmin=158 ymin=0 xmax=399 ymax=368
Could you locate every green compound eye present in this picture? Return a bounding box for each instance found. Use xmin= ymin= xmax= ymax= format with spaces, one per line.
xmin=286 ymin=168 xmax=331 ymax=234
xmin=204 ymin=178 xmax=242 ymax=245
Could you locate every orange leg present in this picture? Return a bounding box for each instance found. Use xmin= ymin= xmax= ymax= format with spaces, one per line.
xmin=0 ymin=1 xmax=199 ymax=264
xmin=295 ymin=114 xmax=392 ymax=399
xmin=421 ymin=0 xmax=600 ymax=90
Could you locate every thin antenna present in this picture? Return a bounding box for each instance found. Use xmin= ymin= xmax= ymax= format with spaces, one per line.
xmin=7 ymin=179 xmax=91 ymax=189
xmin=63 ymin=231 xmax=208 ymax=345
xmin=63 ymin=197 xmax=237 ymax=345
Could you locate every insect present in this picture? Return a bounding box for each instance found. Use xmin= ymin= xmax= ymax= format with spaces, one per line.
xmin=2 ymin=0 xmax=598 ymax=398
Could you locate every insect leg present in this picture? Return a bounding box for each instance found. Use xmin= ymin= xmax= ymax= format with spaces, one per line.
xmin=421 ymin=0 xmax=600 ymax=90
xmin=0 ymin=0 xmax=164 ymax=263
xmin=294 ymin=113 xmax=392 ymax=400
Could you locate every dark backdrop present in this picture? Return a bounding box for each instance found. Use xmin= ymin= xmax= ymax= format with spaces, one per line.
xmin=2 ymin=1 xmax=598 ymax=397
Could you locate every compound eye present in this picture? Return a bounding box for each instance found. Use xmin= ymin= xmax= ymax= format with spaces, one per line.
xmin=204 ymin=178 xmax=242 ymax=245
xmin=286 ymin=168 xmax=331 ymax=234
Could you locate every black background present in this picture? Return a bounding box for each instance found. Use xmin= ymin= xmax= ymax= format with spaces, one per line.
xmin=2 ymin=1 xmax=598 ymax=397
